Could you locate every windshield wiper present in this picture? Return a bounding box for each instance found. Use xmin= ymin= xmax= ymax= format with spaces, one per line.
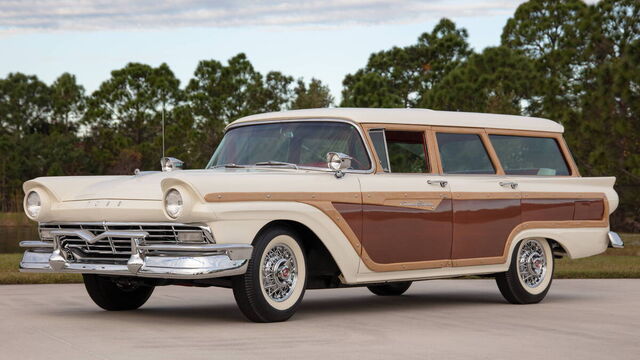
xmin=253 ymin=161 xmax=299 ymax=169
xmin=211 ymin=163 xmax=246 ymax=169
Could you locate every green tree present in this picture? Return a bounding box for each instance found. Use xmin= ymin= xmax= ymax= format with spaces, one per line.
xmin=501 ymin=0 xmax=589 ymax=119
xmin=577 ymin=40 xmax=640 ymax=228
xmin=0 ymin=73 xmax=51 ymax=137
xmin=291 ymin=78 xmax=333 ymax=109
xmin=585 ymin=0 xmax=639 ymax=63
xmin=84 ymin=62 xmax=182 ymax=173
xmin=341 ymin=18 xmax=471 ymax=108
xmin=50 ymin=73 xmax=85 ymax=127
xmin=422 ymin=46 xmax=538 ymax=115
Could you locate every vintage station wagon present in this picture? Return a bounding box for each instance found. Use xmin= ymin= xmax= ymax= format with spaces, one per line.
xmin=20 ymin=108 xmax=622 ymax=322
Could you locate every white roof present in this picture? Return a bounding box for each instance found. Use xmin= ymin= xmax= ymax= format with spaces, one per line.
xmin=230 ymin=108 xmax=564 ymax=133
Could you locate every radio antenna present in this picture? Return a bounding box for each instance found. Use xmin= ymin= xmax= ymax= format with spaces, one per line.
xmin=161 ymin=102 xmax=165 ymax=159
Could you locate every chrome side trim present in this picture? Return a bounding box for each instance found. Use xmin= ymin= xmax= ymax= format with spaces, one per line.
xmin=608 ymin=231 xmax=624 ymax=248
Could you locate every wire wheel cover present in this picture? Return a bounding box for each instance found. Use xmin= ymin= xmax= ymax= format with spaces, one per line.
xmin=261 ymin=243 xmax=298 ymax=302
xmin=518 ymin=239 xmax=547 ymax=288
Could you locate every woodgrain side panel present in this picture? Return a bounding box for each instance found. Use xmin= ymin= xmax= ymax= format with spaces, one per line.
xmin=574 ymin=199 xmax=605 ymax=221
xmin=205 ymin=191 xmax=609 ymax=271
xmin=361 ymin=200 xmax=453 ymax=264
xmin=333 ymin=203 xmax=363 ymax=243
xmin=204 ymin=192 xmax=362 ymax=204
xmin=522 ymin=199 xmax=575 ymax=222
xmin=451 ymin=199 xmax=521 ymax=259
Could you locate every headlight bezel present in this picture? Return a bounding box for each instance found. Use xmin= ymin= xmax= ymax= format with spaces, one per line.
xmin=164 ymin=188 xmax=184 ymax=219
xmin=24 ymin=191 xmax=42 ymax=219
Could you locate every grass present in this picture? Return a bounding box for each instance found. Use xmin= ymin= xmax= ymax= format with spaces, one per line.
xmin=555 ymin=241 xmax=640 ymax=279
xmin=0 ymin=253 xmax=81 ymax=284
xmin=0 ymin=235 xmax=638 ymax=285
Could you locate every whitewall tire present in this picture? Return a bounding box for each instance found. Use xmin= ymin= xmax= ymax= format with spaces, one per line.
xmin=232 ymin=226 xmax=307 ymax=322
xmin=496 ymin=238 xmax=554 ymax=304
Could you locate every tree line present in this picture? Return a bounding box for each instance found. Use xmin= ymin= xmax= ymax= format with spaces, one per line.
xmin=1 ymin=0 xmax=638 ymax=230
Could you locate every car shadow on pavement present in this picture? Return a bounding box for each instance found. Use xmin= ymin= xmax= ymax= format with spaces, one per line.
xmin=41 ymin=285 xmax=588 ymax=324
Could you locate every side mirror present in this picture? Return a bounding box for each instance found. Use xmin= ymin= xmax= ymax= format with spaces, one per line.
xmin=161 ymin=157 xmax=184 ymax=172
xmin=326 ymin=152 xmax=352 ymax=178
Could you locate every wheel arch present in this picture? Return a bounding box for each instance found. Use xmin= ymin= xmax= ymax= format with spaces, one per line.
xmin=505 ymin=226 xmax=609 ymax=263
xmin=252 ymin=220 xmax=344 ymax=289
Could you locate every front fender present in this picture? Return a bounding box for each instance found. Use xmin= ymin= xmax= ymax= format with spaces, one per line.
xmin=207 ymin=201 xmax=362 ymax=283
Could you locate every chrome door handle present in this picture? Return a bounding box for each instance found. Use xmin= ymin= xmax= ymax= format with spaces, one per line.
xmin=499 ymin=181 xmax=518 ymax=189
xmin=427 ymin=179 xmax=448 ymax=188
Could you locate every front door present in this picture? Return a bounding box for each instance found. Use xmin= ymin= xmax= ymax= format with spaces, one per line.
xmin=358 ymin=126 xmax=453 ymax=271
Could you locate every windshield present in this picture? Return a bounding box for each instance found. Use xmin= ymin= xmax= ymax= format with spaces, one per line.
xmin=206 ymin=121 xmax=372 ymax=170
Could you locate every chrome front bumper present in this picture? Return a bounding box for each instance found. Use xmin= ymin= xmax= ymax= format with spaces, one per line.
xmin=19 ymin=231 xmax=253 ymax=279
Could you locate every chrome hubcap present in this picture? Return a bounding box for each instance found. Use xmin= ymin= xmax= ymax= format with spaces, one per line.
xmin=262 ymin=244 xmax=298 ymax=302
xmin=518 ymin=239 xmax=547 ymax=288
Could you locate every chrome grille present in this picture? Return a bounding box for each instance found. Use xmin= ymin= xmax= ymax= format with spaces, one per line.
xmin=39 ymin=222 xmax=212 ymax=262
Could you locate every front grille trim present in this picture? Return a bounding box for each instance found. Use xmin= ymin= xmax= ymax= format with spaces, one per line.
xmin=39 ymin=222 xmax=213 ymax=262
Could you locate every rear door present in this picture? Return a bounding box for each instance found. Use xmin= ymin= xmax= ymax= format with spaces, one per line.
xmin=358 ymin=125 xmax=453 ymax=271
xmin=433 ymin=128 xmax=521 ymax=265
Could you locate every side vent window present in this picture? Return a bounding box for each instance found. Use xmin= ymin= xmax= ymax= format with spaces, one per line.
xmin=369 ymin=129 xmax=390 ymax=172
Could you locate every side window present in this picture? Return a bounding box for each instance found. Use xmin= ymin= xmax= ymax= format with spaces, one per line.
xmin=436 ymin=133 xmax=495 ymax=174
xmin=489 ymin=135 xmax=571 ymax=176
xmin=386 ymin=131 xmax=429 ymax=173
xmin=369 ymin=129 xmax=429 ymax=173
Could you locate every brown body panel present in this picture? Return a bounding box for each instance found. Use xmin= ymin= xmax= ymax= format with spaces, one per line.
xmin=574 ymin=199 xmax=605 ymax=220
xmin=333 ymin=203 xmax=363 ymax=243
xmin=361 ymin=200 xmax=453 ymax=264
xmin=522 ymin=199 xmax=575 ymax=222
xmin=451 ymin=199 xmax=521 ymax=259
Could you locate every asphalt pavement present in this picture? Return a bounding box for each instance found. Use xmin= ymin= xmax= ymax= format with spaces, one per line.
xmin=0 ymin=279 xmax=638 ymax=360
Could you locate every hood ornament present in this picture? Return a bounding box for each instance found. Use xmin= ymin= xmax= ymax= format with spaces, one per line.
xmin=161 ymin=157 xmax=184 ymax=172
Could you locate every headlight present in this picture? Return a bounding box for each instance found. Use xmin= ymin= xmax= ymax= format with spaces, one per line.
xmin=25 ymin=191 xmax=42 ymax=219
xmin=164 ymin=189 xmax=183 ymax=218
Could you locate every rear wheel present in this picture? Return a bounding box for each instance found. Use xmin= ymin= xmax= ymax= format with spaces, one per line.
xmin=367 ymin=281 xmax=412 ymax=296
xmin=232 ymin=226 xmax=307 ymax=322
xmin=83 ymin=274 xmax=154 ymax=311
xmin=496 ymin=238 xmax=554 ymax=304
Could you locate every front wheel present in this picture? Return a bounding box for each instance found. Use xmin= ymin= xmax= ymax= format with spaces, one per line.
xmin=83 ymin=274 xmax=154 ymax=311
xmin=496 ymin=238 xmax=554 ymax=304
xmin=232 ymin=226 xmax=307 ymax=322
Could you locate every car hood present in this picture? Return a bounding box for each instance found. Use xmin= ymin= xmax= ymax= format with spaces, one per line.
xmin=23 ymin=168 xmax=343 ymax=202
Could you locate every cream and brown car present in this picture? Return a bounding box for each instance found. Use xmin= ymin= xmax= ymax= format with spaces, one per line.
xmin=20 ymin=108 xmax=623 ymax=322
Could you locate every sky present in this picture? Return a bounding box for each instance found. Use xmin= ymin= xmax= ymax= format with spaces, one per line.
xmin=0 ymin=0 xmax=599 ymax=101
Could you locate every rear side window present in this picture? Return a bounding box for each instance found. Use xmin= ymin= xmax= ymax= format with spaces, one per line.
xmin=436 ymin=133 xmax=495 ymax=174
xmin=489 ymin=135 xmax=570 ymax=176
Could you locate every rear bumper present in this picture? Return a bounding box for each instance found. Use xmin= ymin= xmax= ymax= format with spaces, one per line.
xmin=19 ymin=240 xmax=253 ymax=279
xmin=608 ymin=231 xmax=624 ymax=249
